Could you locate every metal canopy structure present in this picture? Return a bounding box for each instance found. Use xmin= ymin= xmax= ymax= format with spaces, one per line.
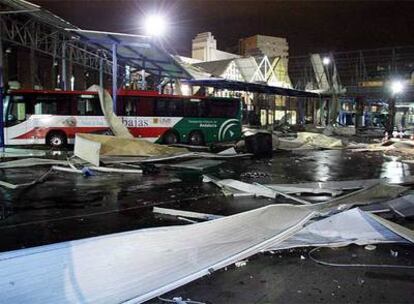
xmin=68 ymin=29 xmax=191 ymax=80
xmin=67 ymin=29 xmax=193 ymax=111
xmin=182 ymin=78 xmax=320 ymax=98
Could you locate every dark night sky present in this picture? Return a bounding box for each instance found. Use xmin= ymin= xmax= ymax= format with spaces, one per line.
xmin=32 ymin=0 xmax=414 ymax=57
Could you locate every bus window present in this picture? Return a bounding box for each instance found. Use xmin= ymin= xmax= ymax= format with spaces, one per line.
xmin=137 ymin=97 xmax=155 ymax=116
xmin=77 ymin=96 xmax=103 ymax=116
xmin=35 ymin=99 xmax=57 ymax=114
xmin=207 ymin=99 xmax=238 ymax=118
xmin=168 ymin=99 xmax=184 ymax=117
xmin=183 ymin=99 xmax=201 ymax=117
xmin=155 ymin=98 xmax=184 ymax=117
xmin=33 ymin=95 xmax=73 ymax=115
xmin=122 ymin=97 xmax=138 ymax=116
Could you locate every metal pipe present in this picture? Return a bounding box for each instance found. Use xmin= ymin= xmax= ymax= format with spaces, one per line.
xmin=112 ymin=43 xmax=117 ymax=113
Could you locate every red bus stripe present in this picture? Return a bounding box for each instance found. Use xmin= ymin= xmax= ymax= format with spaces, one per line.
xmin=12 ymin=127 xmax=169 ymax=140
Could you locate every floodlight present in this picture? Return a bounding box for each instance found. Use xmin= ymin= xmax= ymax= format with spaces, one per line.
xmin=391 ymin=80 xmax=404 ymax=95
xmin=144 ymin=14 xmax=167 ymax=37
xmin=322 ymin=57 xmax=331 ymax=65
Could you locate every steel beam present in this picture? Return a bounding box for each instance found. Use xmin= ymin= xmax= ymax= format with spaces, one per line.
xmin=112 ymin=43 xmax=117 ymax=112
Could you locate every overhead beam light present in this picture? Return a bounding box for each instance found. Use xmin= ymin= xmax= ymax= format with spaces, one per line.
xmin=322 ymin=57 xmax=331 ymax=65
xmin=391 ymin=80 xmax=404 ymax=95
xmin=143 ymin=14 xmax=167 ymax=37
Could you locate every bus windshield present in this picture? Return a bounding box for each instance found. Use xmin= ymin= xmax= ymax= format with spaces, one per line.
xmin=7 ymin=95 xmax=28 ymax=124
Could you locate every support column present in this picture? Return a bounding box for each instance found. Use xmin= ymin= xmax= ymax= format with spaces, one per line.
xmin=61 ymin=42 xmax=67 ymax=90
xmin=355 ymin=96 xmax=364 ymax=133
xmin=112 ymin=43 xmax=117 ymax=113
xmin=386 ymin=97 xmax=396 ymax=138
xmin=298 ymin=98 xmax=305 ymax=126
xmin=99 ymin=57 xmax=103 ymax=89
xmin=0 ymin=20 xmax=4 ymax=151
xmin=141 ymin=69 xmax=146 ymax=90
xmin=319 ymin=98 xmax=324 ymax=126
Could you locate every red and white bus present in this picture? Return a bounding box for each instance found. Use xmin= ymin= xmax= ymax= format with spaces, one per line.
xmin=3 ymin=89 xmax=242 ymax=147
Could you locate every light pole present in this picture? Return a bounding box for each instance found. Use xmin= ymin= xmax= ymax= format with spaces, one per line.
xmin=322 ymin=56 xmax=331 ymax=126
xmin=386 ymin=80 xmax=405 ymax=138
xmin=142 ymin=14 xmax=168 ymax=92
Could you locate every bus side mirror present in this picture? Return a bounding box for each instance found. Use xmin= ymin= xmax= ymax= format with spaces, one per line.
xmin=7 ymin=114 xmax=16 ymax=122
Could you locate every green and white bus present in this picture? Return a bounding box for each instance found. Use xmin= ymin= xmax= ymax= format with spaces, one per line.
xmin=3 ymin=89 xmax=242 ymax=147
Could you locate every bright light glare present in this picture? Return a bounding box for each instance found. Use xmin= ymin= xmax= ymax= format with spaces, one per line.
xmin=144 ymin=14 xmax=167 ymax=37
xmin=180 ymin=84 xmax=192 ymax=96
xmin=322 ymin=57 xmax=331 ymax=65
xmin=391 ymin=80 xmax=404 ymax=95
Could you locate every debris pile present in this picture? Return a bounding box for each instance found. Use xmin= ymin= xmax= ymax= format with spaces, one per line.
xmin=0 ymin=172 xmax=413 ymax=303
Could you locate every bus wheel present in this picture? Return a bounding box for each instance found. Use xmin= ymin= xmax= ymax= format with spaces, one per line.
xmin=162 ymin=131 xmax=179 ymax=145
xmin=189 ymin=131 xmax=205 ymax=146
xmin=47 ymin=131 xmax=67 ymax=148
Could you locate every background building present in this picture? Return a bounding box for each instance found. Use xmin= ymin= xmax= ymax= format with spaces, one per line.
xmin=191 ymin=32 xmax=240 ymax=62
xmin=239 ymin=35 xmax=289 ymax=58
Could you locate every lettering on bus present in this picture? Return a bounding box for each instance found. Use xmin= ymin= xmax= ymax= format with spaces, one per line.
xmin=121 ymin=117 xmax=150 ymax=127
xmin=188 ymin=119 xmax=218 ymax=128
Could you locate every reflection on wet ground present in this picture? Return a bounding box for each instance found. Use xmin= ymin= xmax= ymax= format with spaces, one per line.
xmin=1 ymin=149 xmax=414 ymax=304
xmin=0 ymin=149 xmax=412 ymax=252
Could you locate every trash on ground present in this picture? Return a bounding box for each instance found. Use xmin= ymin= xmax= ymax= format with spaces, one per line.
xmin=234 ymin=260 xmax=248 ymax=267
xmin=390 ymin=249 xmax=399 ymax=257
xmin=364 ymin=244 xmax=377 ymax=251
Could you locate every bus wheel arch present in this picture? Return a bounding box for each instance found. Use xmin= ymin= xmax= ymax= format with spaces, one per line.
xmin=162 ymin=129 xmax=180 ymax=145
xmin=188 ymin=130 xmax=205 ymax=146
xmin=46 ymin=130 xmax=68 ymax=148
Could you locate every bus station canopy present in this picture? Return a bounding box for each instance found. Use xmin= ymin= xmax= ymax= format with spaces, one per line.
xmin=67 ymin=29 xmax=192 ymax=79
xmin=182 ymin=78 xmax=320 ymax=98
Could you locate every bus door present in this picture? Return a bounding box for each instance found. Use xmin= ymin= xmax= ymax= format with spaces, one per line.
xmin=4 ymin=95 xmax=31 ymax=144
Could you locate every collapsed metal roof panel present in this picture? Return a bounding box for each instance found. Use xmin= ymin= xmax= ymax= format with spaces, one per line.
xmin=0 ymin=0 xmax=78 ymax=29
xmin=67 ymin=29 xmax=192 ymax=79
xmin=183 ymin=78 xmax=320 ymax=98
xmin=193 ymin=59 xmax=234 ymax=77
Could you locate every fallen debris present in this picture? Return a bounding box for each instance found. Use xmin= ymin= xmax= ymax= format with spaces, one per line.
xmin=234 ymin=260 xmax=248 ymax=267
xmin=0 ymin=168 xmax=53 ymax=189
xmin=52 ymin=165 xmax=143 ymax=175
xmin=74 ymin=133 xmax=188 ymax=166
xmin=310 ymin=182 xmax=408 ymax=212
xmin=366 ymin=212 xmax=414 ymax=243
xmin=94 ymin=86 xmax=133 ymax=139
xmin=269 ymin=208 xmax=406 ymax=251
xmin=275 ymin=132 xmax=344 ymax=151
xmin=364 ymin=244 xmax=377 ymax=251
xmin=0 ymin=204 xmax=315 ymax=303
xmin=153 ymin=207 xmax=222 ymax=221
xmin=203 ymin=175 xmax=278 ymax=199
xmin=0 ymin=158 xmax=71 ymax=169
xmin=386 ymin=194 xmax=414 ymax=217
xmin=161 ymin=159 xmax=224 ymax=171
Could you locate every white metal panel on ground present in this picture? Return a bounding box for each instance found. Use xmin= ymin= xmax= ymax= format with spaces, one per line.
xmin=367 ymin=213 xmax=414 ymax=243
xmin=74 ymin=134 xmax=102 ymax=166
xmin=0 ymin=205 xmax=315 ymax=304
xmin=269 ymin=208 xmax=406 ymax=250
xmin=386 ymin=194 xmax=414 ymax=217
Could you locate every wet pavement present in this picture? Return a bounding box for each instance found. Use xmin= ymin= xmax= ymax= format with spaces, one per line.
xmin=0 ymin=149 xmax=414 ymax=303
